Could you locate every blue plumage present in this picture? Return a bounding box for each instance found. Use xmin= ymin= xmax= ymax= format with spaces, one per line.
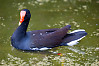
xmin=11 ymin=9 xmax=87 ymax=51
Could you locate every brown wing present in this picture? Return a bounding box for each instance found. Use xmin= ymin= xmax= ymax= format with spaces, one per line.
xmin=30 ymin=25 xmax=71 ymax=48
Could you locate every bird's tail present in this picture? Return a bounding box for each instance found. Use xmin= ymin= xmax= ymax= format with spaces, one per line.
xmin=61 ymin=29 xmax=87 ymax=46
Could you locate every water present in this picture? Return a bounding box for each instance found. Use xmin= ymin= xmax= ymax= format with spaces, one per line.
xmin=0 ymin=0 xmax=99 ymax=66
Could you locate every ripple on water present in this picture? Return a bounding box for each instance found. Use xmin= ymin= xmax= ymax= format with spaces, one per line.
xmin=1 ymin=0 xmax=98 ymax=66
xmin=0 ymin=46 xmax=98 ymax=66
xmin=47 ymin=20 xmax=81 ymax=29
xmin=17 ymin=3 xmax=26 ymax=10
xmin=1 ymin=23 xmax=6 ymax=27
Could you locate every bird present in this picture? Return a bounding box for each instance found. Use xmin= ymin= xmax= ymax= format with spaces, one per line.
xmin=11 ymin=9 xmax=87 ymax=51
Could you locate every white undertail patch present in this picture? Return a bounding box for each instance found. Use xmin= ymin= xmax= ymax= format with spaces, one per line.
xmin=67 ymin=29 xmax=86 ymax=46
xmin=69 ymin=29 xmax=85 ymax=34
xmin=67 ymin=36 xmax=85 ymax=46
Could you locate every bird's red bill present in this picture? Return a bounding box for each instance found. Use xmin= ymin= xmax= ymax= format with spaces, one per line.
xmin=19 ymin=11 xmax=26 ymax=23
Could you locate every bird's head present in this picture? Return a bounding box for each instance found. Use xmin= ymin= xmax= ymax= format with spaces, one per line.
xmin=19 ymin=9 xmax=31 ymax=25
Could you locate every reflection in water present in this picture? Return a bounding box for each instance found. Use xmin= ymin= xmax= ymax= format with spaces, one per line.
xmin=67 ymin=47 xmax=85 ymax=55
xmin=0 ymin=51 xmax=98 ymax=66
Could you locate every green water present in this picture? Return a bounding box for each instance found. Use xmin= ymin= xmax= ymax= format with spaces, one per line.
xmin=0 ymin=0 xmax=99 ymax=66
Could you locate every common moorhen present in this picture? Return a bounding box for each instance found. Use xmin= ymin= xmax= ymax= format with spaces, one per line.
xmin=11 ymin=9 xmax=87 ymax=51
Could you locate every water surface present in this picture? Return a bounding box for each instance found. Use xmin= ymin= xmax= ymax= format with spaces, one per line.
xmin=0 ymin=0 xmax=99 ymax=66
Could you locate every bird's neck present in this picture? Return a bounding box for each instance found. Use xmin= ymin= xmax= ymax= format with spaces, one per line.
xmin=12 ymin=19 xmax=30 ymax=41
